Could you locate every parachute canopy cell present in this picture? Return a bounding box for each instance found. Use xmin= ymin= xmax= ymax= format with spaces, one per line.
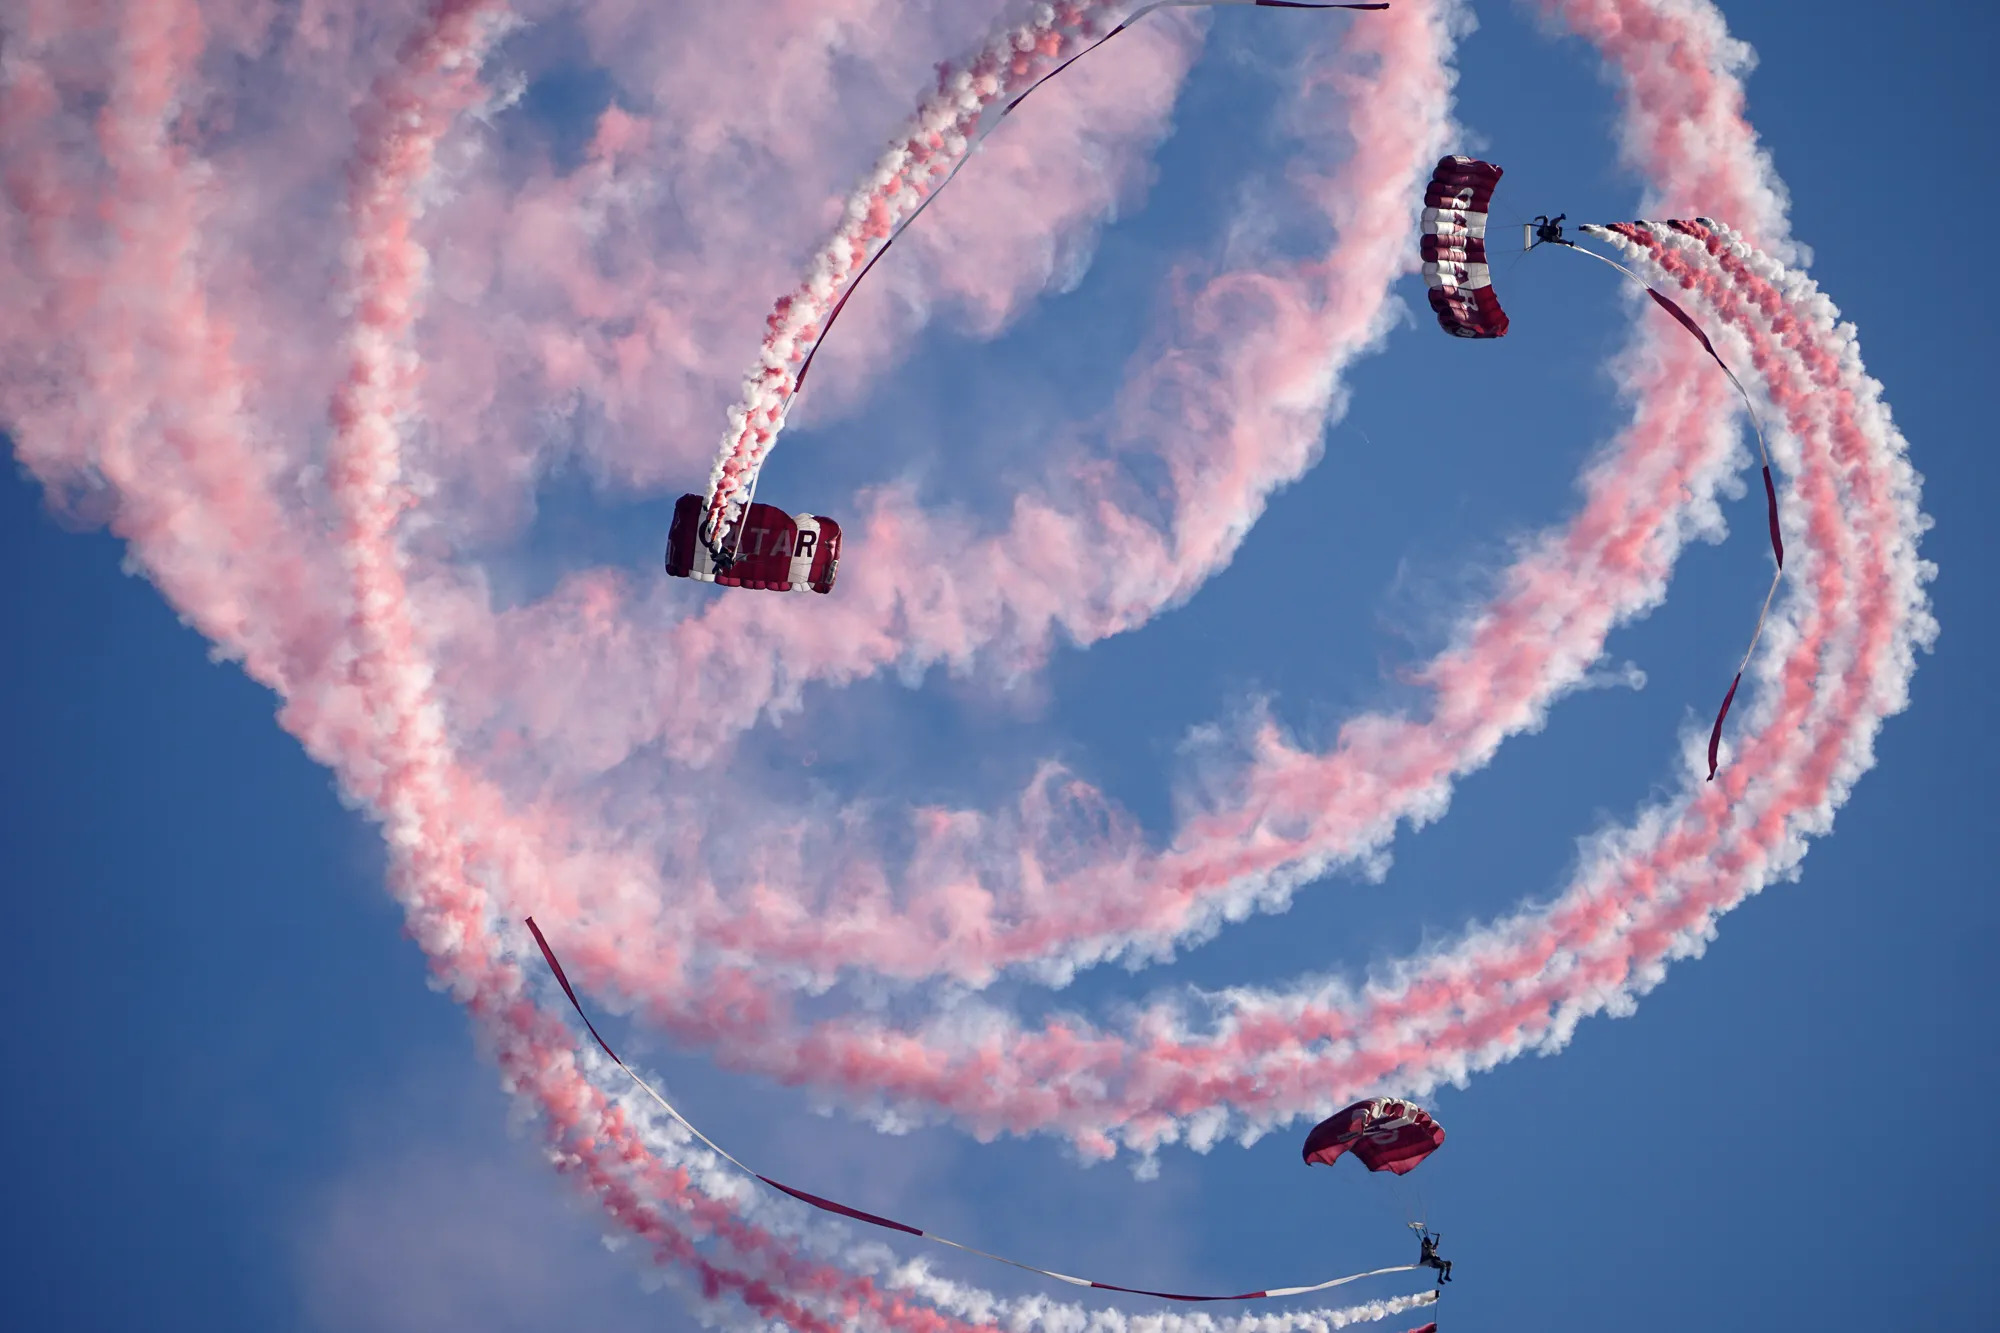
xmin=1301 ymin=1098 xmax=1446 ymax=1175
xmin=1421 ymin=155 xmax=1507 ymax=338
xmin=665 ymin=493 xmax=842 ymax=594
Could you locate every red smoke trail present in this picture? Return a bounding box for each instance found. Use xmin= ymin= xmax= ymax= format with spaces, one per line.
xmin=0 ymin=0 xmax=338 ymax=695
xmin=1537 ymin=0 xmax=1790 ymax=251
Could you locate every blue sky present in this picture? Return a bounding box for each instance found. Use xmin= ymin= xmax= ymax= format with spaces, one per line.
xmin=2 ymin=3 xmax=1994 ymax=1330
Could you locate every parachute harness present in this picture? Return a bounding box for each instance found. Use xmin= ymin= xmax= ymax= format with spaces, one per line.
xmin=1528 ymin=214 xmax=1570 ymax=249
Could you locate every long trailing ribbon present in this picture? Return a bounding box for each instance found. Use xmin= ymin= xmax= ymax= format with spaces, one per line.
xmin=1568 ymin=226 xmax=1786 ymax=781
xmin=524 ymin=916 xmax=1426 ymax=1304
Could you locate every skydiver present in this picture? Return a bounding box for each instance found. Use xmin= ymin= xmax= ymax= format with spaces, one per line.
xmin=1417 ymin=1230 xmax=1452 ymax=1284
xmin=1531 ymin=213 xmax=1571 ymax=248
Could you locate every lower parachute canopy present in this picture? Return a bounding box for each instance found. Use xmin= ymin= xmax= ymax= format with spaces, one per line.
xmin=1301 ymin=1098 xmax=1446 ymax=1175
xmin=665 ymin=493 xmax=841 ymax=594
xmin=1421 ymin=155 xmax=1507 ymax=339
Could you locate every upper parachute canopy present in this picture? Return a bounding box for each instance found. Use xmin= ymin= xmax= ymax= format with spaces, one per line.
xmin=665 ymin=493 xmax=841 ymax=594
xmin=1301 ymin=1098 xmax=1446 ymax=1175
xmin=1421 ymin=155 xmax=1507 ymax=339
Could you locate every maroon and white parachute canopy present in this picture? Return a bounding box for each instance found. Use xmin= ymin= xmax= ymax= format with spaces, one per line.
xmin=665 ymin=493 xmax=841 ymax=594
xmin=1301 ymin=1098 xmax=1446 ymax=1176
xmin=1420 ymin=156 xmax=1507 ymax=339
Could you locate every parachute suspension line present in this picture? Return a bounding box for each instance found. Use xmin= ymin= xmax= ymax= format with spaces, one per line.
xmin=1354 ymin=1169 xmax=1406 ymax=1237
xmin=707 ymin=2 xmax=1393 ymax=555
xmin=1366 ymin=1171 xmax=1419 ymax=1234
xmin=525 ymin=917 xmax=1425 ymax=1304
xmin=1387 ymin=1174 xmax=1427 ymax=1236
xmin=1560 ymin=238 xmax=1787 ymax=781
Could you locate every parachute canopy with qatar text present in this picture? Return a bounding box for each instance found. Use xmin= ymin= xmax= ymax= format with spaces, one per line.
xmin=665 ymin=493 xmax=842 ymax=594
xmin=1420 ymin=155 xmax=1507 ymax=339
xmin=1301 ymin=1098 xmax=1446 ymax=1176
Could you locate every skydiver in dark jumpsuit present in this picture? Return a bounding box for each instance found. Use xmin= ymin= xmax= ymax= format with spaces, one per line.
xmin=1418 ymin=1230 xmax=1452 ymax=1283
xmin=1530 ymin=214 xmax=1571 ymax=249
